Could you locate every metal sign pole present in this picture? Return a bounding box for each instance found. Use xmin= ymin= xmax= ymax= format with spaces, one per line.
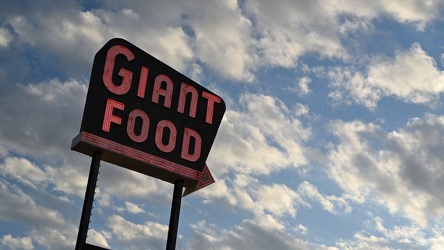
xmin=166 ymin=179 xmax=184 ymax=250
xmin=75 ymin=151 xmax=102 ymax=250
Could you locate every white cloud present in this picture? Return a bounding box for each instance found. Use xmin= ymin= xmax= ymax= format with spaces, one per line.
xmin=294 ymin=103 xmax=310 ymax=117
xmin=327 ymin=114 xmax=444 ymax=225
xmin=97 ymin=163 xmax=172 ymax=200
xmin=0 ymin=180 xmax=67 ymax=229
xmin=287 ymin=77 xmax=312 ymax=97
xmin=125 ymin=201 xmax=144 ymax=214
xmin=370 ymin=217 xmax=428 ymax=246
xmin=255 ymin=183 xmax=303 ymax=217
xmin=44 ymin=162 xmax=89 ymax=197
xmin=30 ymin=228 xmax=75 ymax=250
xmin=337 ymin=216 xmax=444 ymax=249
xmin=294 ymin=224 xmax=308 ymax=235
xmin=86 ymin=229 xmax=110 ymax=249
xmin=200 ymin=174 xmax=307 ymax=219
xmin=0 ymin=78 xmax=87 ymax=157
xmin=328 ymin=66 xmax=382 ymax=108
xmin=108 ymin=215 xmax=168 ymax=240
xmin=3 ymin=0 xmax=248 ymax=81
xmin=0 ymin=77 xmax=97 ymax=200
xmin=6 ymin=2 xmax=193 ymax=77
xmin=0 ymin=178 xmax=78 ymax=250
xmin=0 ymin=235 xmax=34 ymax=250
xmin=246 ymin=0 xmax=348 ymax=68
xmin=199 ymin=178 xmax=238 ymax=208
xmin=96 ymin=0 xmax=256 ymax=81
xmin=106 ymin=215 xmax=167 ymax=249
xmin=231 ymin=0 xmax=442 ymax=75
xmin=188 ymin=215 xmax=337 ymax=250
xmin=0 ymin=156 xmax=90 ymax=199
xmin=189 ymin=0 xmax=256 ymax=82
xmin=0 ymin=27 xmax=12 ymax=48
xmin=198 ymin=93 xmax=314 ymax=217
xmin=0 ymin=157 xmax=48 ymax=189
xmin=336 ymin=232 xmax=390 ymax=250
xmin=335 ymin=0 xmax=443 ymax=30
xmin=328 ymin=44 xmax=444 ymax=108
xmin=298 ymin=77 xmax=312 ymax=96
xmin=208 ymin=93 xmax=311 ymax=176
xmin=298 ymin=181 xmax=351 ymax=213
xmin=0 ymin=145 xmax=8 ymax=157
xmin=4 ymin=0 xmax=442 ymax=84
xmin=8 ymin=10 xmax=105 ymax=76
xmin=104 ymin=14 xmax=194 ymax=73
xmin=376 ymin=0 xmax=442 ymax=30
xmin=367 ymin=44 xmax=444 ymax=103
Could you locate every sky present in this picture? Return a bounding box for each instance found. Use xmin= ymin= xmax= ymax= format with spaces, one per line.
xmin=1 ymin=0 xmax=444 ymax=249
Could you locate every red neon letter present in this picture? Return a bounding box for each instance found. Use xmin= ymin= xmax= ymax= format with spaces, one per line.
xmin=202 ymin=92 xmax=221 ymax=124
xmin=127 ymin=109 xmax=150 ymax=143
xmin=177 ymin=82 xmax=198 ymax=118
xmin=103 ymin=45 xmax=135 ymax=95
xmin=102 ymin=98 xmax=125 ymax=132
xmin=181 ymin=128 xmax=202 ymax=162
xmin=137 ymin=66 xmax=149 ymax=98
xmin=152 ymin=74 xmax=173 ymax=108
xmin=155 ymin=120 xmax=177 ymax=153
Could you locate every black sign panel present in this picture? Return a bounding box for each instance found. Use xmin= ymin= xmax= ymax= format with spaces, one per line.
xmin=76 ymin=38 xmax=225 ymax=175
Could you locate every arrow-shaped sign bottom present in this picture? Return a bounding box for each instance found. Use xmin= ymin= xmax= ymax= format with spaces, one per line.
xmin=183 ymin=164 xmax=214 ymax=196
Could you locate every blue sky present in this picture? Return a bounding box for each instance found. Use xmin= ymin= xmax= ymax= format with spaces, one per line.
xmin=1 ymin=0 xmax=444 ymax=249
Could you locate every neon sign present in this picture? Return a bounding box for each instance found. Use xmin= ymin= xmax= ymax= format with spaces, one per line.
xmin=72 ymin=38 xmax=225 ymax=194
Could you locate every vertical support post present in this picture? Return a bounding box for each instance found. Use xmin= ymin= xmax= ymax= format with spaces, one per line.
xmin=166 ymin=179 xmax=184 ymax=250
xmin=76 ymin=151 xmax=102 ymax=250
